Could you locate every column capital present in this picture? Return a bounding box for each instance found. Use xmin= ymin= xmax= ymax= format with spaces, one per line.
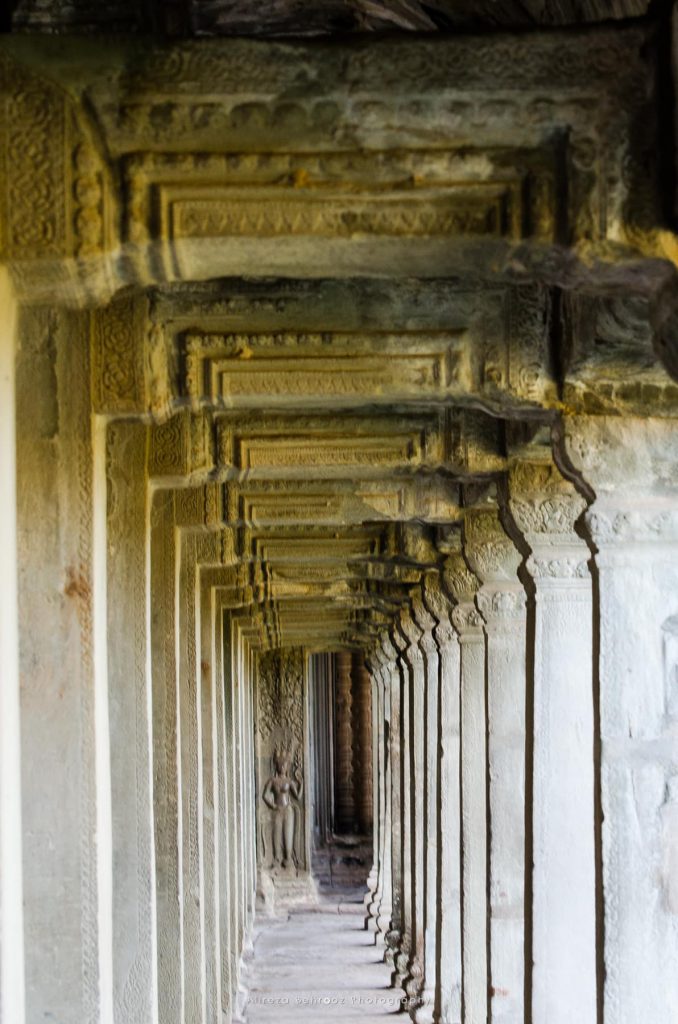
xmin=398 ymin=607 xmax=424 ymax=666
xmin=411 ymin=593 xmax=438 ymax=659
xmin=508 ymin=458 xmax=590 ymax=583
xmin=422 ymin=572 xmax=457 ymax=647
xmin=443 ymin=552 xmax=484 ymax=637
xmin=565 ymin=415 xmax=678 ymax=551
xmin=463 ymin=504 xmax=526 ymax=625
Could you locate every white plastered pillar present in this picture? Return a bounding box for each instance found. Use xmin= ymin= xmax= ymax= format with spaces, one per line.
xmin=566 ymin=415 xmax=678 ymax=1023
xmin=463 ymin=504 xmax=526 ymax=1024
xmin=0 ymin=268 xmax=25 ymax=1024
xmin=509 ymin=457 xmax=596 ymax=1024
xmin=445 ymin=551 xmax=487 ymax=1024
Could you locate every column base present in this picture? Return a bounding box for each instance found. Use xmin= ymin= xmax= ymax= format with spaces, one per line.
xmin=256 ymin=869 xmax=318 ymax=916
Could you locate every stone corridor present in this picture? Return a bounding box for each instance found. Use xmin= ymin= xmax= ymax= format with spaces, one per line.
xmin=2 ymin=4 xmax=678 ymax=1024
xmin=244 ymin=887 xmax=400 ymax=1024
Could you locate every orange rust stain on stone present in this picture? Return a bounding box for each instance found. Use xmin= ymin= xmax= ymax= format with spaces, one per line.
xmin=63 ymin=567 xmax=90 ymax=601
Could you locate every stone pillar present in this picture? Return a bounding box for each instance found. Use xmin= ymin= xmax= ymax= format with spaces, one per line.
xmin=464 ymin=505 xmax=527 ymax=1024
xmin=177 ymin=532 xmax=206 ymax=1024
xmin=352 ymin=652 xmax=373 ymax=835
xmin=364 ymin=653 xmax=383 ymax=930
xmin=16 ymin=307 xmax=113 ymax=1024
xmin=383 ymin=631 xmax=403 ymax=973
xmin=199 ymin=572 xmax=221 ymax=1024
xmin=509 ymin=458 xmax=596 ymax=1024
xmin=566 ymin=415 xmax=678 ymax=1023
xmin=445 ymin=550 xmax=487 ymax=1024
xmin=375 ymin=645 xmax=393 ymax=945
xmin=391 ymin=625 xmax=412 ymax=990
xmin=0 ymin=269 xmax=24 ymax=1024
xmin=213 ymin=596 xmax=233 ymax=1021
xmin=106 ymin=421 xmax=158 ymax=1023
xmin=411 ymin=590 xmax=440 ymax=1024
xmin=222 ymin=610 xmax=241 ymax=1010
xmin=150 ymin=489 xmax=182 ymax=1024
xmin=334 ymin=650 xmax=355 ymax=832
xmin=424 ymin=575 xmax=462 ymax=1024
xmin=399 ymin=608 xmax=426 ymax=1011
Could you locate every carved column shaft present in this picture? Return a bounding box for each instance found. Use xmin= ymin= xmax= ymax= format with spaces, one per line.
xmin=411 ymin=589 xmax=440 ymax=1024
xmin=510 ymin=459 xmax=596 ymax=1024
xmin=376 ymin=657 xmax=393 ymax=942
xmin=399 ymin=609 xmax=426 ymax=1008
xmin=107 ymin=421 xmax=158 ymax=1023
xmin=567 ymin=415 xmax=678 ymax=1023
xmin=16 ymin=308 xmax=112 ymax=1023
xmin=385 ymin=631 xmax=404 ymax=971
xmin=446 ymin=551 xmax=487 ymax=1024
xmin=364 ymin=653 xmax=384 ymax=930
xmin=334 ymin=650 xmax=355 ymax=832
xmin=431 ymin=602 xmax=462 ymax=1023
xmin=391 ymin=626 xmax=413 ymax=987
xmin=352 ymin=651 xmax=374 ymax=835
xmin=464 ymin=506 xmax=527 ymax=1023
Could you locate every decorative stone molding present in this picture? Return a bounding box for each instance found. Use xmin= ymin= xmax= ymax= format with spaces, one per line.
xmin=509 ymin=458 xmax=590 ymax=583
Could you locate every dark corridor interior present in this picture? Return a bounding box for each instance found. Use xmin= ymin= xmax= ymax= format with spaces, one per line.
xmin=309 ymin=652 xmax=374 ymax=889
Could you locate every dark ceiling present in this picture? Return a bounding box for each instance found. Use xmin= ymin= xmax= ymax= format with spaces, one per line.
xmin=5 ymin=0 xmax=659 ymax=36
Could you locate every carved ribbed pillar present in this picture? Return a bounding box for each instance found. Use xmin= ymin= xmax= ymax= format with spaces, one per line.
xmin=399 ymin=607 xmax=426 ymax=1011
xmin=335 ymin=650 xmax=355 ymax=832
xmin=509 ymin=458 xmax=596 ymax=1024
xmin=390 ymin=625 xmax=412 ymax=989
xmin=566 ymin=415 xmax=678 ymax=1023
xmin=446 ymin=549 xmax=487 ymax=1024
xmin=410 ymin=588 xmax=440 ymax=1024
xmin=375 ymin=641 xmax=393 ymax=945
xmin=383 ymin=630 xmax=403 ymax=971
xmin=424 ymin=576 xmax=462 ymax=1024
xmin=352 ymin=651 xmax=374 ymax=835
xmin=107 ymin=422 xmax=157 ymax=1024
xmin=464 ymin=504 xmax=527 ymax=1024
xmin=363 ymin=650 xmax=382 ymax=925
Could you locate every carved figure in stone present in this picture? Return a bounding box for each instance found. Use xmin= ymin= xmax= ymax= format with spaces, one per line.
xmin=262 ymin=743 xmax=303 ymax=870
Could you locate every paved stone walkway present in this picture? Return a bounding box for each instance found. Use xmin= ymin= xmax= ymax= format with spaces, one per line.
xmin=244 ymin=887 xmax=403 ymax=1022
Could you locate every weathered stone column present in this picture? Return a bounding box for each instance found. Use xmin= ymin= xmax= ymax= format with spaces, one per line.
xmin=199 ymin=562 xmax=221 ymax=1024
xmin=411 ymin=590 xmax=440 ymax=1024
xmin=566 ymin=415 xmax=678 ymax=1023
xmin=106 ymin=421 xmax=158 ymax=1023
xmin=17 ymin=307 xmax=113 ymax=1024
xmin=177 ymin=530 xmax=206 ymax=1024
xmin=423 ymin=575 xmax=462 ymax=1024
xmin=445 ymin=550 xmax=487 ymax=1024
xmin=352 ymin=652 xmax=373 ymax=835
xmin=149 ymin=489 xmax=182 ymax=1024
xmin=0 ymin=269 xmax=24 ymax=1024
xmin=364 ymin=650 xmax=384 ymax=933
xmin=375 ymin=645 xmax=393 ymax=946
xmin=399 ymin=608 xmax=426 ymax=1011
xmin=391 ymin=625 xmax=412 ymax=990
xmin=383 ymin=631 xmax=404 ymax=974
xmin=509 ymin=458 xmax=596 ymax=1024
xmin=335 ymin=650 xmax=355 ymax=832
xmin=464 ymin=505 xmax=527 ymax=1024
xmin=212 ymin=590 xmax=233 ymax=1021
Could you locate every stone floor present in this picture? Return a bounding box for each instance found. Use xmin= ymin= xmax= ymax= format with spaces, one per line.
xmin=243 ymin=885 xmax=402 ymax=1022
